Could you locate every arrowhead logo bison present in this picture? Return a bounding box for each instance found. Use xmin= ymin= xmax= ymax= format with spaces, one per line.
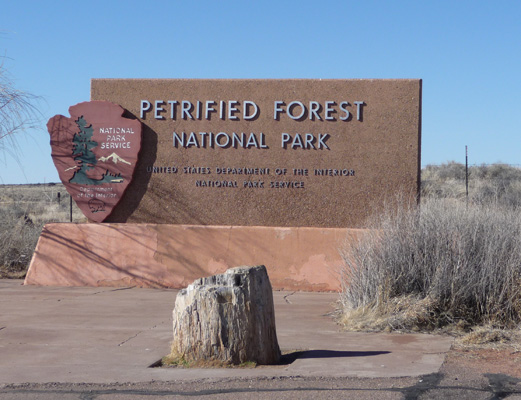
xmin=47 ymin=101 xmax=142 ymax=222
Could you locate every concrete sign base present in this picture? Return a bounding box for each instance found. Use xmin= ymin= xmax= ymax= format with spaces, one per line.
xmin=25 ymin=223 xmax=364 ymax=292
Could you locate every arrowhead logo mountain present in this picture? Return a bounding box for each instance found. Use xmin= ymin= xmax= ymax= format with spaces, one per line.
xmin=47 ymin=101 xmax=142 ymax=222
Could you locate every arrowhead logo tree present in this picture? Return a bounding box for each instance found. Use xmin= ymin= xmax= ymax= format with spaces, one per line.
xmin=47 ymin=101 xmax=142 ymax=222
xmin=69 ymin=116 xmax=123 ymax=185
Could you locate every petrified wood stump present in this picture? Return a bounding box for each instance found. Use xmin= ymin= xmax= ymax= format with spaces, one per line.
xmin=171 ymin=265 xmax=280 ymax=365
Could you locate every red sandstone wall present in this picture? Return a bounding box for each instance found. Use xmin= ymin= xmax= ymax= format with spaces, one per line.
xmin=91 ymin=79 xmax=421 ymax=228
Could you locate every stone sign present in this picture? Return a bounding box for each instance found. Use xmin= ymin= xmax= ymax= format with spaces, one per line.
xmin=91 ymin=79 xmax=421 ymax=228
xmin=27 ymin=79 xmax=421 ymax=291
xmin=48 ymin=101 xmax=142 ymax=222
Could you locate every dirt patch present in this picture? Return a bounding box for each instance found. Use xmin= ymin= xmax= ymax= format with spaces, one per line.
xmin=445 ymin=347 xmax=521 ymax=378
xmin=442 ymin=331 xmax=521 ymax=379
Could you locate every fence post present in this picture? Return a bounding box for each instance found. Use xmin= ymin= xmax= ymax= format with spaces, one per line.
xmin=465 ymin=146 xmax=469 ymax=208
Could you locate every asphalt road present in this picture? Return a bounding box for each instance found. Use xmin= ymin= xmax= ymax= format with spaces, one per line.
xmin=1 ymin=371 xmax=521 ymax=400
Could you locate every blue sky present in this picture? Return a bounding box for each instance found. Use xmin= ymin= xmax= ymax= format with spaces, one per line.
xmin=1 ymin=1 xmax=520 ymax=184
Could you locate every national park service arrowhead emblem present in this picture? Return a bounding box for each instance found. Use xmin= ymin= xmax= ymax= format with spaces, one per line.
xmin=47 ymin=101 xmax=142 ymax=222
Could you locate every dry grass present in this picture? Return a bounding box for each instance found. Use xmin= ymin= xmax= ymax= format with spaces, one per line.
xmin=422 ymin=162 xmax=521 ymax=208
xmin=0 ymin=183 xmax=84 ymax=278
xmin=339 ymin=294 xmax=459 ymax=333
xmin=162 ymin=353 xmax=257 ymax=369
xmin=459 ymin=326 xmax=518 ymax=347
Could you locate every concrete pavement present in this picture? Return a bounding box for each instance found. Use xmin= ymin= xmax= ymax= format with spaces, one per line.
xmin=0 ymin=279 xmax=453 ymax=384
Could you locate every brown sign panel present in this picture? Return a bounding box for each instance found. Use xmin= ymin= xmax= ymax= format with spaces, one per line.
xmin=91 ymin=79 xmax=421 ymax=228
xmin=48 ymin=101 xmax=142 ymax=222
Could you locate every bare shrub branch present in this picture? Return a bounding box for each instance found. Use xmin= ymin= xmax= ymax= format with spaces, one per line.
xmin=0 ymin=62 xmax=41 ymax=164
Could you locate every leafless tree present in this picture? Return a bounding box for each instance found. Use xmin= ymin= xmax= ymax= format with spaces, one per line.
xmin=0 ymin=62 xmax=41 ymax=164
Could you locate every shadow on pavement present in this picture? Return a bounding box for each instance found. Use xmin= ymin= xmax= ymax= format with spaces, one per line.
xmin=280 ymin=350 xmax=391 ymax=364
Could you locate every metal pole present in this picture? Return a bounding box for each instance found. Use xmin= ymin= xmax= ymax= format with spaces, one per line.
xmin=465 ymin=146 xmax=469 ymax=207
xmin=70 ymin=195 xmax=73 ymax=222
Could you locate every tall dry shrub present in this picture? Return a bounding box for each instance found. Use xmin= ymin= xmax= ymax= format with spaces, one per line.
xmin=0 ymin=184 xmax=84 ymax=277
xmin=0 ymin=206 xmax=43 ymax=277
xmin=340 ymin=199 xmax=521 ymax=330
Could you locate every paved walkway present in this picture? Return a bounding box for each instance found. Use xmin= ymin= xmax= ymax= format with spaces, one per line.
xmin=0 ymin=280 xmax=452 ymax=384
